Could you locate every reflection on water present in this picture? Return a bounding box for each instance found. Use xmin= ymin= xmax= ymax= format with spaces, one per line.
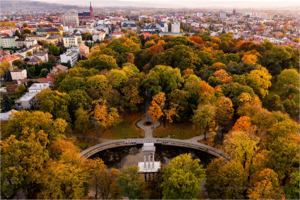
xmin=89 ymin=144 xmax=216 ymax=170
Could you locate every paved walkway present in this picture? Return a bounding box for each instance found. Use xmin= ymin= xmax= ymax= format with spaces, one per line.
xmin=80 ymin=93 xmax=228 ymax=160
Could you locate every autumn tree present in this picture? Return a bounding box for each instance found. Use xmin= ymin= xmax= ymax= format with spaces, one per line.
xmin=148 ymin=45 xmax=164 ymax=56
xmin=247 ymin=169 xmax=285 ymax=199
xmin=197 ymin=81 xmax=216 ymax=105
xmin=37 ymin=159 xmax=89 ymax=199
xmin=190 ymin=36 xmax=203 ymax=44
xmin=229 ymin=116 xmax=252 ymax=134
xmin=213 ymin=69 xmax=232 ymax=83
xmin=126 ymin=52 xmax=135 ymax=63
xmin=224 ymin=131 xmax=259 ymax=170
xmin=161 ymin=153 xmax=206 ymax=199
xmin=148 ymin=92 xmax=181 ymax=127
xmin=37 ymin=89 xmax=72 ymax=123
xmin=3 ymin=110 xmax=67 ymax=142
xmin=117 ymin=165 xmax=143 ymax=199
xmin=0 ymin=61 xmax=11 ymax=76
xmin=82 ymin=158 xmax=121 ymax=199
xmin=215 ymin=97 xmax=234 ymax=129
xmin=122 ymin=78 xmax=143 ymax=114
xmin=89 ymin=99 xmax=121 ymax=137
xmin=191 ymin=104 xmax=216 ymax=141
xmin=205 ymin=158 xmax=247 ymax=199
xmin=1 ymin=130 xmax=50 ymax=199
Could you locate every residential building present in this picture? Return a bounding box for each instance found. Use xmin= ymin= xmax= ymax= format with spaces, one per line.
xmin=28 ymin=83 xmax=50 ymax=93
xmin=63 ymin=35 xmax=78 ymax=47
xmin=92 ymin=30 xmax=106 ymax=42
xmin=27 ymin=56 xmax=41 ymax=65
xmin=220 ymin=12 xmax=227 ymax=18
xmin=39 ymin=74 xmax=54 ymax=87
xmin=0 ymin=37 xmax=17 ymax=48
xmin=33 ymin=51 xmax=48 ymax=62
xmin=0 ymin=110 xmax=18 ymax=121
xmin=0 ymin=54 xmax=20 ymax=68
xmin=112 ymin=32 xmax=125 ymax=39
xmin=15 ymin=92 xmax=38 ymax=110
xmin=121 ymin=23 xmax=137 ymax=31
xmin=74 ymin=34 xmax=82 ymax=46
xmin=156 ymin=22 xmax=168 ymax=32
xmin=60 ymin=47 xmax=79 ymax=67
xmin=50 ymin=64 xmax=68 ymax=74
xmin=62 ymin=13 xmax=79 ymax=26
xmin=196 ymin=12 xmax=203 ymax=17
xmin=26 ymin=35 xmax=48 ymax=42
xmin=24 ymin=39 xmax=37 ymax=48
xmin=46 ymin=35 xmax=63 ymax=45
xmin=11 ymin=69 xmax=27 ymax=81
xmin=79 ymin=45 xmax=89 ymax=58
xmin=6 ymin=84 xmax=17 ymax=92
xmin=171 ymin=22 xmax=180 ymax=33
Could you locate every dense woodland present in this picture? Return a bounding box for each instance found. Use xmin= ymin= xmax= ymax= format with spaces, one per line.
xmin=1 ymin=32 xmax=299 ymax=199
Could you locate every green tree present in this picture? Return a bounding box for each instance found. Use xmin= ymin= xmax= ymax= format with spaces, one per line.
xmin=48 ymin=43 xmax=60 ymax=55
xmin=2 ymin=93 xmax=11 ymax=112
xmin=191 ymin=104 xmax=216 ymax=141
xmin=117 ymin=165 xmax=143 ymax=199
xmin=106 ymin=69 xmax=128 ymax=89
xmin=276 ymin=69 xmax=299 ymax=88
xmin=59 ymin=77 xmax=86 ymax=93
xmin=142 ymin=65 xmax=184 ymax=95
xmin=39 ymin=68 xmax=48 ymax=77
xmin=48 ymin=54 xmax=56 ymax=63
xmin=161 ymin=153 xmax=206 ymax=199
xmin=12 ymin=60 xmax=25 ymax=68
xmin=74 ymin=108 xmax=90 ymax=137
xmin=205 ymin=158 xmax=247 ymax=199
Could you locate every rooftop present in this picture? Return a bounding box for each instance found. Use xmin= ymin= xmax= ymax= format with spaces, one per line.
xmin=19 ymin=92 xmax=38 ymax=101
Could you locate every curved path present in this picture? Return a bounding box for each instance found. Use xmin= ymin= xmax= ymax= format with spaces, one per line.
xmin=80 ymin=93 xmax=228 ymax=160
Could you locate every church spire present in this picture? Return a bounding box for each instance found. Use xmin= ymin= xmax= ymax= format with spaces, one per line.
xmin=90 ymin=1 xmax=92 ymax=8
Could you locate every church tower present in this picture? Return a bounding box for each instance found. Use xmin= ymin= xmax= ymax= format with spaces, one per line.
xmin=90 ymin=1 xmax=93 ymax=18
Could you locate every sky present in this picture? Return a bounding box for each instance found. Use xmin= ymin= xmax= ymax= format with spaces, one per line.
xmin=30 ymin=0 xmax=300 ymax=9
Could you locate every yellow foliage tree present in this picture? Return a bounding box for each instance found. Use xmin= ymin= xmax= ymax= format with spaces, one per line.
xmin=148 ymin=92 xmax=181 ymax=127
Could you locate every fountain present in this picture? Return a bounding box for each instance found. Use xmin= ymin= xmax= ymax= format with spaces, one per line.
xmin=138 ymin=143 xmax=161 ymax=172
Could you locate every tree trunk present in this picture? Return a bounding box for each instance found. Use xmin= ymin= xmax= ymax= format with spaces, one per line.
xmin=163 ymin=118 xmax=166 ymax=128
xmin=95 ymin=177 xmax=98 ymax=199
xmin=129 ymin=108 xmax=131 ymax=115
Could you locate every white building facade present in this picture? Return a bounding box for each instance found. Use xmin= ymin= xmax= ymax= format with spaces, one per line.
xmin=62 ymin=13 xmax=79 ymax=26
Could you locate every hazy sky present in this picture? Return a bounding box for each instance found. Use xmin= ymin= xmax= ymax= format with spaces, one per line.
xmin=30 ymin=0 xmax=300 ymax=9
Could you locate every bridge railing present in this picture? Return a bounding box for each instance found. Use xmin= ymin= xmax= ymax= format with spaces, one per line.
xmin=81 ymin=139 xmax=229 ymax=161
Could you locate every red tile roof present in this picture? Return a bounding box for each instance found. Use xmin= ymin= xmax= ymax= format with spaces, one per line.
xmin=140 ymin=32 xmax=152 ymax=38
xmin=0 ymin=54 xmax=19 ymax=62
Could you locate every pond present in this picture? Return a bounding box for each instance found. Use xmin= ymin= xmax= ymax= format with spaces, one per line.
xmin=89 ymin=144 xmax=217 ymax=171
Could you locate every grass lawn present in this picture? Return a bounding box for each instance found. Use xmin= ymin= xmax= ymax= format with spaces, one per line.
xmin=153 ymin=119 xmax=200 ymax=139
xmin=263 ymin=86 xmax=299 ymax=107
xmin=67 ymin=109 xmax=145 ymax=140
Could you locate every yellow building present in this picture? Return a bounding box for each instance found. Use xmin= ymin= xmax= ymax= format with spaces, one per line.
xmin=46 ymin=35 xmax=63 ymax=45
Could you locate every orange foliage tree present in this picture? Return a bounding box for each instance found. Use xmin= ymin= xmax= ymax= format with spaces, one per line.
xmin=147 ymin=92 xmax=181 ymax=127
xmin=214 ymin=69 xmax=232 ymax=83
xmin=190 ymin=36 xmax=203 ymax=44
xmin=241 ymin=50 xmax=261 ymax=64
xmin=89 ymin=100 xmax=121 ymax=137
xmin=182 ymin=68 xmax=195 ymax=78
xmin=197 ymin=81 xmax=215 ymax=104
xmin=126 ymin=53 xmax=135 ymax=64
xmin=210 ymin=62 xmax=226 ymax=71
xmin=148 ymin=45 xmax=164 ymax=56
xmin=229 ymin=116 xmax=252 ymax=134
